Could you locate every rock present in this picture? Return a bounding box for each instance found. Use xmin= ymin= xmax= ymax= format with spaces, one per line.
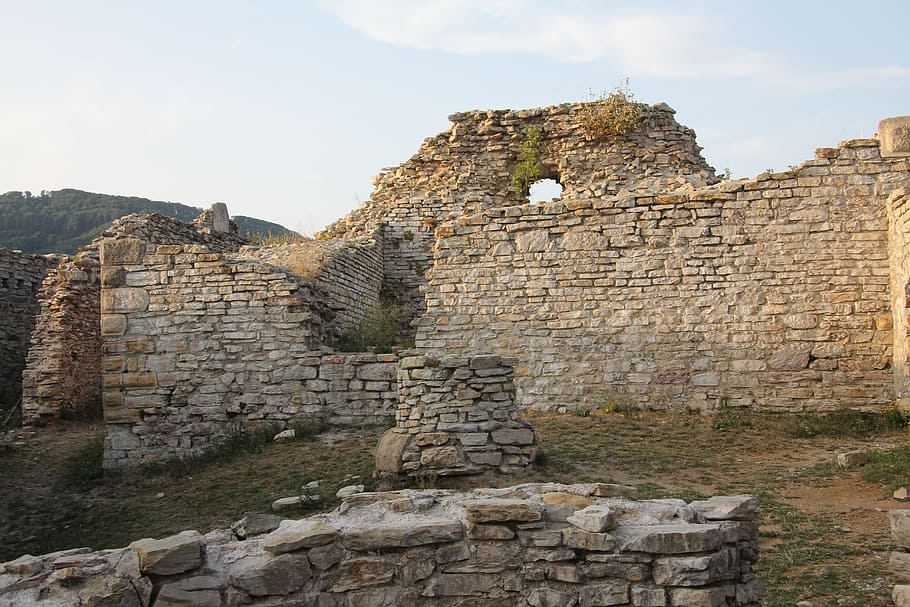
xmin=652 ymin=547 xmax=738 ymax=586
xmin=272 ymin=495 xmax=320 ymax=512
xmin=893 ymin=511 xmax=910 ymax=549
xmin=461 ymin=498 xmax=544 ymax=524
xmin=130 ymin=530 xmax=202 ymax=575
xmin=837 ymin=450 xmax=869 ymax=468
xmin=156 ymin=576 xmax=223 ymax=607
xmin=273 ymin=429 xmax=295 ymax=442
xmin=896 ymin=487 xmax=910 ymax=501
xmin=420 ymin=446 xmax=464 ymax=468
xmin=892 ymin=551 xmax=910 ymax=581
xmin=566 ymin=505 xmax=616 ymax=533
xmin=690 ymin=495 xmax=761 ymax=521
xmin=616 ymin=523 xmax=724 ymax=554
xmin=330 ymin=557 xmax=397 ymax=592
xmin=668 ymin=585 xmax=733 ymax=607
xmin=490 ymin=428 xmax=535 ymax=445
xmin=231 ymin=513 xmax=282 ymax=539
xmin=262 ymin=519 xmax=338 ymax=554
xmin=229 ymin=554 xmax=311 ymax=597
xmin=336 ymin=485 xmax=365 ymax=499
xmin=341 ymin=521 xmax=463 ymax=550
xmin=895 ymin=584 xmax=910 ymax=607
xmin=374 ymin=429 xmax=410 ymax=473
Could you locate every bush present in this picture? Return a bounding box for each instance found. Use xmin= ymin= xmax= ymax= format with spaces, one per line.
xmin=338 ymin=301 xmax=410 ymax=353
xmin=510 ymin=126 xmax=545 ymax=196
xmin=578 ymin=80 xmax=645 ymax=140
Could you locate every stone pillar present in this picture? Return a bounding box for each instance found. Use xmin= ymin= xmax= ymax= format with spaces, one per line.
xmin=375 ymin=352 xmax=538 ymax=479
xmin=211 ymin=202 xmax=230 ymax=234
xmin=881 ymin=116 xmax=910 ymax=158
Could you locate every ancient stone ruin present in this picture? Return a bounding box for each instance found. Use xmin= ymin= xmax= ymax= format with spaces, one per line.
xmin=1 ymin=101 xmax=909 ymax=480
xmin=0 ymin=483 xmax=763 ymax=606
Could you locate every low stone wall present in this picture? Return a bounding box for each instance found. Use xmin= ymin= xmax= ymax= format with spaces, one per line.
xmin=0 ymin=249 xmax=55 ymax=408
xmin=21 ymin=251 xmax=102 ymax=424
xmin=376 ymin=352 xmax=539 ymax=478
xmin=0 ymin=483 xmax=763 ymax=607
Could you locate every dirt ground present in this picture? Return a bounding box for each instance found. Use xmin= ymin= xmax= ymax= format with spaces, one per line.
xmin=0 ymin=411 xmax=906 ymax=606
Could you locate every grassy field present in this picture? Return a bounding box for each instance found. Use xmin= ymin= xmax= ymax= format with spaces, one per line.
xmin=1 ymin=408 xmax=908 ymax=606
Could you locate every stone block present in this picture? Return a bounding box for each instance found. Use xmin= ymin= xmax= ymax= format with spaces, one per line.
xmin=894 ymin=584 xmax=910 ymax=607
xmin=229 ymin=553 xmax=311 ymax=597
xmin=374 ymin=429 xmax=410 ymax=473
xmin=562 ymin=527 xmax=616 ymax=551
xmin=102 ymin=287 xmax=150 ymax=313
xmin=567 ymin=505 xmax=616 ymax=533
xmin=101 ymin=239 xmax=145 ymax=265
xmin=420 ymin=446 xmax=464 ymax=468
xmin=689 ymin=495 xmax=760 ymax=521
xmin=880 ymin=116 xmax=910 ymax=157
xmin=341 ymin=521 xmax=463 ymax=550
xmin=652 ymin=547 xmax=738 ymax=586
xmin=330 ymin=557 xmax=396 ymax=592
xmin=616 ymin=524 xmax=723 ymax=554
xmin=892 ymin=510 xmax=910 ymax=549
xmin=263 ymin=519 xmax=338 ymax=554
xmin=491 ymin=428 xmax=535 ymax=445
xmin=668 ymin=585 xmax=733 ymax=607
xmin=131 ymin=530 xmax=202 ymax=575
xmin=461 ymin=498 xmax=544 ymax=524
xmin=156 ymin=576 xmax=223 ymax=607
xmin=837 ymin=449 xmax=869 ymax=468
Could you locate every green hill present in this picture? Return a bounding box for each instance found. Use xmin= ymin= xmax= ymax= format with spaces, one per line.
xmin=0 ymin=189 xmax=298 ymax=254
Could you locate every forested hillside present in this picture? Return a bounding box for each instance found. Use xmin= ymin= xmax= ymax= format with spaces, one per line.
xmin=0 ymin=189 xmax=297 ymax=253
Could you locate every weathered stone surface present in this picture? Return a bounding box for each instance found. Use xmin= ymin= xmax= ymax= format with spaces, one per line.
xmin=229 ymin=554 xmax=311 ymax=597
xmin=341 ymin=521 xmax=463 ymax=550
xmin=893 ymin=551 xmax=910 ymax=581
xmin=894 ymin=583 xmax=910 ymax=607
xmin=668 ymin=585 xmax=733 ymax=607
xmin=330 ymin=557 xmax=397 ymax=592
xmin=461 ymin=498 xmax=544 ymax=523
xmin=616 ymin=524 xmax=724 ymax=554
xmin=567 ymin=505 xmax=616 ymax=533
xmin=652 ymin=547 xmax=738 ymax=586
xmin=590 ymin=484 xmax=638 ymax=499
xmin=689 ymin=495 xmax=760 ymax=521
xmin=231 ymin=513 xmax=282 ymax=539
xmin=880 ymin=116 xmax=910 ymax=157
xmin=131 ymin=531 xmax=202 ymax=575
xmin=420 ymin=446 xmax=463 ymax=468
xmin=375 ymin=429 xmax=410 ymax=473
xmin=837 ymin=449 xmax=869 ymax=468
xmin=893 ymin=510 xmax=910 ymax=549
xmin=262 ymin=519 xmax=338 ymax=554
xmin=156 ymin=576 xmax=223 ymax=607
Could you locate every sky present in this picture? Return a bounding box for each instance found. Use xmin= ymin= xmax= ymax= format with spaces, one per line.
xmin=1 ymin=1 xmax=908 ymax=235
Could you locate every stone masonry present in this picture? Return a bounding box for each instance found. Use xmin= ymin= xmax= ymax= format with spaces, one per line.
xmin=21 ymin=250 xmax=101 ymax=424
xmin=377 ymin=352 xmax=539 ymax=479
xmin=0 ymin=483 xmax=762 ymax=607
xmin=322 ymin=102 xmax=717 ymax=329
xmin=0 ymin=248 xmax=56 ymax=409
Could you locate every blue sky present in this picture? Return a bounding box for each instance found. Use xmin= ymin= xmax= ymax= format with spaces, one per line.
xmin=2 ymin=1 xmax=908 ymax=234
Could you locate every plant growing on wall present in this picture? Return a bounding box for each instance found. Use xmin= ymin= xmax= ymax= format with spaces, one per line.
xmin=578 ymin=80 xmax=644 ymax=140
xmin=510 ymin=125 xmax=545 ymax=196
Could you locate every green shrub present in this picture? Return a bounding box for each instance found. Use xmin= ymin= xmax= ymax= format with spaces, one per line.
xmin=510 ymin=126 xmax=545 ymax=196
xmin=578 ymin=80 xmax=644 ymax=140
xmin=338 ymin=301 xmax=411 ymax=353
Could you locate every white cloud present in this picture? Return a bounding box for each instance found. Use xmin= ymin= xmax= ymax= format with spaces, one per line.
xmin=319 ymin=0 xmax=909 ymax=90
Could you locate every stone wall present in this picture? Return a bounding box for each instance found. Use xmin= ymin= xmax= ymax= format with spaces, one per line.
xmin=322 ymin=102 xmax=718 ymax=328
xmin=241 ymin=230 xmax=384 ymax=341
xmin=0 ymin=249 xmax=55 ymax=409
xmin=888 ymin=186 xmax=910 ymax=404
xmin=377 ymin=352 xmax=538 ymax=479
xmin=416 ymin=138 xmax=910 ymax=413
xmin=100 ymin=239 xmax=397 ymax=468
xmin=0 ymin=483 xmax=763 ymax=607
xmin=21 ymin=251 xmax=101 ymax=424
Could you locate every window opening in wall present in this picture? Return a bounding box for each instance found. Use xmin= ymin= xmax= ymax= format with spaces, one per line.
xmin=528 ymin=178 xmax=563 ymax=204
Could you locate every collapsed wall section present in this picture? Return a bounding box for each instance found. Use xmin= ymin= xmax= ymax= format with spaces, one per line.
xmin=322 ymin=102 xmax=717 ymax=330
xmin=0 ymin=249 xmax=55 ymax=409
xmin=417 ymin=139 xmax=910 ymax=413
xmin=0 ymin=483 xmax=763 ymax=607
xmin=99 ymin=239 xmax=396 ymax=467
xmin=21 ymin=252 xmax=101 ymax=424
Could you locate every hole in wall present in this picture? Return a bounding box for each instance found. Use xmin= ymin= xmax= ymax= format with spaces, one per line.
xmin=528 ymin=178 xmax=563 ymax=204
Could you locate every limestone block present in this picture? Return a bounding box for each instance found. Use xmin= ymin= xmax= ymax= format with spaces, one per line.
xmin=668 ymin=585 xmax=733 ymax=607
xmin=358 ymin=363 xmax=396 ymax=381
xmin=567 ymin=505 xmax=616 ymax=533
xmin=307 ymin=542 xmax=345 ymax=570
xmin=892 ymin=510 xmax=910 ymax=549
xmin=578 ymin=580 xmax=630 ymax=606
xmin=341 ymin=521 xmax=463 ymax=550
xmin=893 ymin=551 xmax=910 ymax=581
xmin=229 ymin=553 xmax=311 ymax=597
xmin=330 ymin=556 xmax=396 ymax=592
xmin=423 ymin=573 xmax=501 ymax=597
xmin=527 ymin=587 xmax=576 ymax=606
xmin=652 ymin=547 xmax=738 ymax=586
xmin=101 ymin=288 xmax=149 ymax=313
xmin=837 ymin=449 xmax=869 ymax=468
xmin=894 ymin=584 xmax=910 ymax=607
xmin=491 ymin=428 xmax=535 ymax=445
xmin=590 ymin=483 xmax=638 ymax=498
xmin=374 ymin=429 xmax=410 ymax=473
xmin=262 ymin=519 xmax=338 ymax=554
xmin=466 ymin=523 xmax=515 ymax=540
xmin=420 ymin=446 xmax=464 ymax=468
xmin=616 ymin=523 xmax=724 ymax=554
xmin=156 ymin=576 xmax=223 ymax=607
xmin=100 ymin=239 xmax=145 ymax=265
xmin=231 ymin=513 xmax=282 ymax=539
xmin=880 ymin=116 xmax=910 ymax=157
xmin=631 ymin=584 xmax=668 ymax=607
xmin=131 ymin=530 xmax=202 ymax=575
xmin=562 ymin=527 xmax=616 ymax=552
xmin=689 ymin=495 xmax=760 ymax=521
xmin=461 ymin=498 xmax=544 ymax=524
xmin=768 ymin=344 xmax=811 ymax=371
